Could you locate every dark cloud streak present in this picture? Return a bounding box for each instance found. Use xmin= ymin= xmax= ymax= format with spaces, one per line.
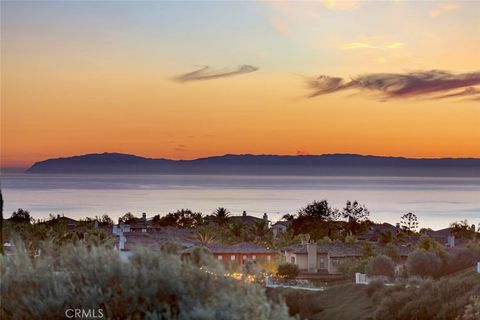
xmin=176 ymin=65 xmax=258 ymax=82
xmin=308 ymin=70 xmax=480 ymax=101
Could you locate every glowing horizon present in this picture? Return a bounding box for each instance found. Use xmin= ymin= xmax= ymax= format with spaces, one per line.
xmin=2 ymin=1 xmax=480 ymax=168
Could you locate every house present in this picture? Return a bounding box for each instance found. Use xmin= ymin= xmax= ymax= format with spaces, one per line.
xmin=207 ymin=242 xmax=277 ymax=267
xmin=284 ymin=242 xmax=412 ymax=276
xmin=271 ymin=220 xmax=290 ymax=238
xmin=357 ymin=222 xmax=400 ymax=241
xmin=284 ymin=242 xmax=363 ymax=275
xmin=229 ymin=211 xmax=269 ymax=228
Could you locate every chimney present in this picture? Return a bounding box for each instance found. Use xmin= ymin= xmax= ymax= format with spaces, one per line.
xmin=448 ymin=235 xmax=455 ymax=247
xmin=242 ymin=210 xmax=247 ymax=217
xmin=306 ymin=242 xmax=317 ymax=273
xmin=263 ymin=213 xmax=269 ymax=229
xmin=142 ymin=212 xmax=147 ymax=222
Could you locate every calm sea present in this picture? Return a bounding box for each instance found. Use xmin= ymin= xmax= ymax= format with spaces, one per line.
xmin=1 ymin=173 xmax=479 ymax=230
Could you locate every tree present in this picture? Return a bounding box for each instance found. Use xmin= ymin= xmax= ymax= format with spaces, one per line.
xmin=277 ymin=263 xmax=299 ymax=279
xmin=400 ymin=212 xmax=418 ymax=233
xmin=298 ymin=200 xmax=339 ymax=220
xmin=341 ymin=200 xmax=370 ymax=235
xmin=406 ymin=249 xmax=442 ymax=278
xmin=379 ymin=231 xmax=393 ymax=245
xmin=365 ymin=255 xmax=395 ymax=278
xmin=155 ymin=209 xmax=203 ymax=228
xmin=10 ymin=208 xmax=32 ymax=224
xmin=289 ymin=200 xmax=340 ymax=240
xmin=450 ymin=220 xmax=476 ymax=239
xmin=97 ymin=214 xmax=113 ymax=226
xmin=118 ymin=212 xmax=139 ymax=224
xmin=196 ymin=227 xmax=216 ymax=245
xmin=212 ymin=207 xmax=230 ymax=225
xmin=282 ymin=214 xmax=294 ymax=221
xmin=360 ymin=241 xmax=375 ymax=259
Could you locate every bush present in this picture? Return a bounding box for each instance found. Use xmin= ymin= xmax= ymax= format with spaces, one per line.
xmin=384 ymin=243 xmax=401 ymax=262
xmin=337 ymin=257 xmax=370 ymax=280
xmin=365 ymin=255 xmax=395 ymax=278
xmin=374 ymin=271 xmax=480 ymax=319
xmin=0 ymin=242 xmax=291 ymax=319
xmin=442 ymin=247 xmax=480 ymax=276
xmin=277 ymin=263 xmax=299 ymax=279
xmin=365 ymin=279 xmax=385 ymax=297
xmin=459 ymin=296 xmax=480 ymax=320
xmin=406 ymin=249 xmax=442 ymax=278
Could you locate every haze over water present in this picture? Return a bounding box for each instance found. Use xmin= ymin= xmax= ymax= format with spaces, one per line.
xmin=2 ymin=173 xmax=479 ymax=230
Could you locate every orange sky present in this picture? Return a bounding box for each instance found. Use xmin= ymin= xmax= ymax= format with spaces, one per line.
xmin=1 ymin=1 xmax=480 ymax=168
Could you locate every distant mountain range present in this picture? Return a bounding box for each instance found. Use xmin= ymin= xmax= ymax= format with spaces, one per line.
xmin=25 ymin=152 xmax=480 ymax=176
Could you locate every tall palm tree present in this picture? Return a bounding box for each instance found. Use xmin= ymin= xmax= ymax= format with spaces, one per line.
xmin=212 ymin=207 xmax=230 ymax=225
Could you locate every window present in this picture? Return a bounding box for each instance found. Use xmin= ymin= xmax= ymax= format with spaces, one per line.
xmin=217 ymin=255 xmax=222 ymax=260
xmin=230 ymin=255 xmax=236 ymax=261
xmin=252 ymin=255 xmax=256 ymax=260
xmin=243 ymin=255 xmax=247 ymax=260
xmin=319 ymin=258 xmax=325 ymax=268
xmin=267 ymin=255 xmax=271 ymax=262
xmin=290 ymin=256 xmax=296 ymax=264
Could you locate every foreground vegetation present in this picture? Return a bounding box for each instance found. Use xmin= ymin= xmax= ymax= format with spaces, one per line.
xmin=0 ymin=242 xmax=290 ymax=320
xmin=268 ymin=268 xmax=480 ymax=320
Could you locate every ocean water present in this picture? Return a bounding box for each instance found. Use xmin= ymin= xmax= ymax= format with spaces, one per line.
xmin=1 ymin=173 xmax=479 ymax=230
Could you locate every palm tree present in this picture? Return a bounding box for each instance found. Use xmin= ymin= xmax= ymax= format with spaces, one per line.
xmin=212 ymin=207 xmax=230 ymax=225
xmin=196 ymin=227 xmax=216 ymax=245
xmin=379 ymin=231 xmax=393 ymax=244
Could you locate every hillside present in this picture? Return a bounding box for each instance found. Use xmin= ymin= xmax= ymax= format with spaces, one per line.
xmin=26 ymin=152 xmax=480 ymax=176
xmin=268 ymin=267 xmax=480 ymax=320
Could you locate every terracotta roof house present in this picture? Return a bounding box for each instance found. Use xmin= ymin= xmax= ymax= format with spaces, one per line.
xmin=206 ymin=242 xmax=277 ymax=267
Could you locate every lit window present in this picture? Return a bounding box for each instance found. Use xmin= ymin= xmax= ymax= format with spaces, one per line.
xmin=243 ymin=255 xmax=247 ymax=260
xmin=267 ymin=255 xmax=271 ymax=262
xmin=217 ymin=255 xmax=222 ymax=260
xmin=252 ymin=255 xmax=256 ymax=260
xmin=231 ymin=255 xmax=236 ymax=261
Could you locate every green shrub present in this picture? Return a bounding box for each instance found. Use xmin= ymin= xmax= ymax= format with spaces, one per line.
xmin=365 ymin=255 xmax=395 ymax=278
xmin=0 ymin=242 xmax=291 ymax=319
xmin=384 ymin=243 xmax=401 ymax=262
xmin=337 ymin=257 xmax=370 ymax=280
xmin=406 ymin=249 xmax=442 ymax=278
xmin=277 ymin=263 xmax=299 ymax=279
xmin=374 ymin=271 xmax=480 ymax=319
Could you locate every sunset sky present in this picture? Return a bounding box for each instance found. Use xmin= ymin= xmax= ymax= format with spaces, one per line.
xmin=2 ymin=1 xmax=480 ymax=168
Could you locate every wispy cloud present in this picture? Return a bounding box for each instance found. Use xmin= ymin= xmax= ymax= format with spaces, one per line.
xmin=307 ymin=70 xmax=480 ymax=101
xmin=343 ymin=41 xmax=404 ymax=50
xmin=175 ymin=65 xmax=258 ymax=82
xmin=429 ymin=3 xmax=461 ymax=17
xmin=319 ymin=0 xmax=360 ymax=10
